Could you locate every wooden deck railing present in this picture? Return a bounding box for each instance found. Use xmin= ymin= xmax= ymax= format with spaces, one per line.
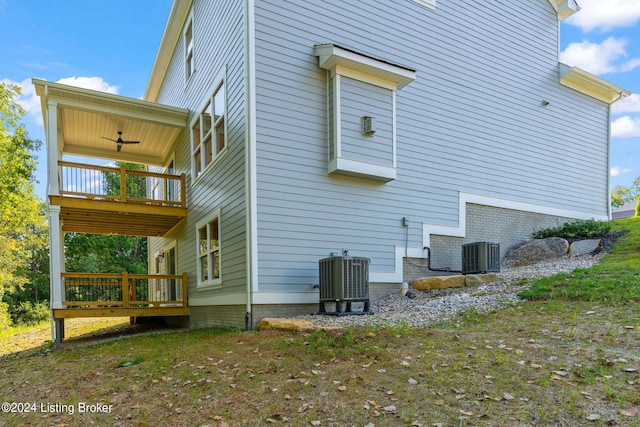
xmin=61 ymin=272 xmax=188 ymax=309
xmin=58 ymin=161 xmax=186 ymax=208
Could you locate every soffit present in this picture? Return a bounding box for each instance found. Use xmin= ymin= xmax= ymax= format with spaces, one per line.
xmin=558 ymin=64 xmax=631 ymax=104
xmin=33 ymin=79 xmax=189 ymax=166
xmin=314 ymin=44 xmax=416 ymax=90
xmin=547 ymin=0 xmax=580 ymax=20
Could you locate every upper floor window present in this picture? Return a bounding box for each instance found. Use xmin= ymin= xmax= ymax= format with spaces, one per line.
xmin=184 ymin=17 xmax=194 ymax=81
xmin=191 ymin=80 xmax=226 ymax=179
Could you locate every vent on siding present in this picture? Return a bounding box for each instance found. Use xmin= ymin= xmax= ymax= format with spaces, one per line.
xmin=461 ymin=242 xmax=500 ymax=275
xmin=318 ymin=255 xmax=372 ymax=315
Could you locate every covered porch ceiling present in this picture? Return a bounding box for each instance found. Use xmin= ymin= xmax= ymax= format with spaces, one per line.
xmin=33 ymin=79 xmax=190 ymax=166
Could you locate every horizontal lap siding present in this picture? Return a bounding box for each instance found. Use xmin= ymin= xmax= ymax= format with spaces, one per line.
xmin=152 ymin=0 xmax=247 ymax=298
xmin=253 ymin=0 xmax=610 ymax=290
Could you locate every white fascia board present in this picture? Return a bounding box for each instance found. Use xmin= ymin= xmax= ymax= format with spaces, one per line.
xmin=559 ymin=63 xmax=631 ymax=104
xmin=145 ymin=0 xmax=193 ymax=102
xmin=547 ymin=0 xmax=580 ymax=20
xmin=315 ymin=44 xmax=416 ymax=89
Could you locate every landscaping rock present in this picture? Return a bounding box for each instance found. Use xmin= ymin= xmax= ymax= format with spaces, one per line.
xmin=568 ymin=239 xmax=601 ymax=256
xmin=503 ymin=237 xmax=569 ymax=265
xmin=258 ymin=318 xmax=313 ymax=331
xmin=411 ymin=275 xmax=466 ymax=290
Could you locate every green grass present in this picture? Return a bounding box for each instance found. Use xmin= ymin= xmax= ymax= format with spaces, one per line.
xmin=1 ymin=218 xmax=640 ymax=426
xmin=520 ymin=217 xmax=640 ymax=302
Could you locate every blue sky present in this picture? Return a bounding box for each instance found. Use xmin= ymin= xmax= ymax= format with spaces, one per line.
xmin=1 ymin=0 xmax=639 ymax=201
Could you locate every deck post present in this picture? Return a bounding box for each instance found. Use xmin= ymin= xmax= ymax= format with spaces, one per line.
xmin=120 ymin=165 xmax=127 ymax=202
xmin=182 ymin=272 xmax=188 ymax=307
xmin=122 ymin=271 xmax=129 ymax=308
xmin=54 ymin=318 xmax=64 ymax=349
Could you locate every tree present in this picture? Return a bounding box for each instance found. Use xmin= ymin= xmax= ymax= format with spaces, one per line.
xmin=611 ymin=177 xmax=640 ymax=209
xmin=0 ymin=83 xmax=47 ymax=300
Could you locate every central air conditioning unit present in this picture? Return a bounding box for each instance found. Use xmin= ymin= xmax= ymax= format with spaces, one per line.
xmin=462 ymin=242 xmax=500 ymax=275
xmin=318 ymin=253 xmax=372 ymax=315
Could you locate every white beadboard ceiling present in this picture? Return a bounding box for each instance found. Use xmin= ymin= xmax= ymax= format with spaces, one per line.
xmin=33 ymin=79 xmax=190 ymax=166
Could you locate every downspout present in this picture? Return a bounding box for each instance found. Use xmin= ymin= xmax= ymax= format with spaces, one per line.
xmin=244 ymin=0 xmax=257 ymax=330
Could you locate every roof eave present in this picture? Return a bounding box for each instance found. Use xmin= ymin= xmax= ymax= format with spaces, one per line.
xmin=144 ymin=0 xmax=193 ymax=102
xmin=559 ymin=63 xmax=632 ymax=104
xmin=547 ymin=0 xmax=581 ymax=20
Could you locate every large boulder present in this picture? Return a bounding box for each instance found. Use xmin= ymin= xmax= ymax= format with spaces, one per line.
xmin=503 ymin=237 xmax=569 ymax=265
xmin=568 ymin=239 xmax=601 ymax=256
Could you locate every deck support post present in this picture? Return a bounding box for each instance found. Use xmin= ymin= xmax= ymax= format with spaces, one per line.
xmin=54 ymin=318 xmax=64 ymax=349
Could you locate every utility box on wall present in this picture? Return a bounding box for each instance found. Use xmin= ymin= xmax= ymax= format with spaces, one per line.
xmin=462 ymin=242 xmax=500 ymax=274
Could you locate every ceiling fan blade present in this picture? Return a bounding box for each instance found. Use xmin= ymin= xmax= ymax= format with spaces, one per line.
xmin=101 ymin=136 xmax=117 ymax=142
xmin=120 ymin=140 xmax=140 ymax=144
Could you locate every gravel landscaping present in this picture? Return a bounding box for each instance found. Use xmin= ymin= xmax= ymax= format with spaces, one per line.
xmin=296 ymin=253 xmax=605 ymax=329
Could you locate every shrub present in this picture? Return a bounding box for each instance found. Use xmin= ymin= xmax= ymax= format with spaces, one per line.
xmin=9 ymin=301 xmax=50 ymax=326
xmin=531 ymin=219 xmax=613 ymax=240
xmin=0 ymin=302 xmax=11 ymax=329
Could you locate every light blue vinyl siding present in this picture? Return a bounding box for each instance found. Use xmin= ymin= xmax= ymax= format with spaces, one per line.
xmin=150 ymin=0 xmax=248 ymax=298
xmin=339 ymin=77 xmax=394 ymax=167
xmin=252 ymin=0 xmax=611 ymax=291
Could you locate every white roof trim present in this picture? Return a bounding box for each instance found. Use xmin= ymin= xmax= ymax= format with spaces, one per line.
xmin=547 ymin=0 xmax=580 ymax=20
xmin=314 ymin=44 xmax=416 ymax=90
xmin=559 ymin=63 xmax=631 ymax=104
xmin=145 ymin=0 xmax=193 ymax=102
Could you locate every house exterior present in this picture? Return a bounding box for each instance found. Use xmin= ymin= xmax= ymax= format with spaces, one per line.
xmin=612 ymin=201 xmax=638 ymax=220
xmin=36 ymin=0 xmax=630 ymax=341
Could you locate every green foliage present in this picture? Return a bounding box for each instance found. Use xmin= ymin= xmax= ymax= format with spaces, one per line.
xmin=6 ymin=301 xmax=49 ymax=326
xmin=531 ymin=219 xmax=613 ymax=240
xmin=520 ymin=218 xmax=640 ymax=302
xmin=611 ymin=176 xmax=640 ymax=208
xmin=636 ymin=197 xmax=640 ymax=217
xmin=0 ymin=302 xmax=11 ymax=329
xmin=0 ymin=82 xmax=48 ymax=307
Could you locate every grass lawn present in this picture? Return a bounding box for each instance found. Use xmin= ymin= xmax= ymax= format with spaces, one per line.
xmin=0 ymin=219 xmax=639 ymax=427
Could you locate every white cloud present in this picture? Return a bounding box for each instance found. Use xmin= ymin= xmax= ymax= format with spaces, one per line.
xmin=612 ymin=116 xmax=640 ymax=137
xmin=611 ymin=166 xmax=634 ymax=177
xmin=560 ymin=37 xmax=640 ymax=74
xmin=566 ymin=0 xmax=640 ymax=32
xmin=56 ymin=76 xmax=118 ymax=94
xmin=1 ymin=76 xmax=119 ymax=126
xmin=613 ymin=94 xmax=640 ymax=113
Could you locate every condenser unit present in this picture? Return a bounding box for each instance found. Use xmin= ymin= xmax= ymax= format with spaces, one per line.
xmin=462 ymin=242 xmax=500 ymax=275
xmin=318 ymin=255 xmax=372 ymax=315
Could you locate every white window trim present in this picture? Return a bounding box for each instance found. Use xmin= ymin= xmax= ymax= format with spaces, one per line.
xmin=190 ymin=69 xmax=228 ymax=184
xmin=184 ymin=11 xmax=195 ymax=85
xmin=195 ymin=208 xmax=222 ymax=290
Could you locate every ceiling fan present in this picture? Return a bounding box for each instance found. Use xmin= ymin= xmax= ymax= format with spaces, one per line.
xmin=101 ymin=131 xmax=140 ymax=152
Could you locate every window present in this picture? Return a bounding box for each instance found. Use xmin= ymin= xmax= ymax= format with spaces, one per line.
xmin=184 ymin=17 xmax=194 ymax=81
xmin=196 ymin=209 xmax=221 ymax=289
xmin=191 ymin=81 xmax=226 ymax=179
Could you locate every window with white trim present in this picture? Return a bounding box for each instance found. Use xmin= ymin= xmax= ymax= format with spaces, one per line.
xmin=191 ymin=80 xmax=226 ymax=178
xmin=196 ymin=209 xmax=221 ymax=289
xmin=184 ymin=16 xmax=195 ymax=81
